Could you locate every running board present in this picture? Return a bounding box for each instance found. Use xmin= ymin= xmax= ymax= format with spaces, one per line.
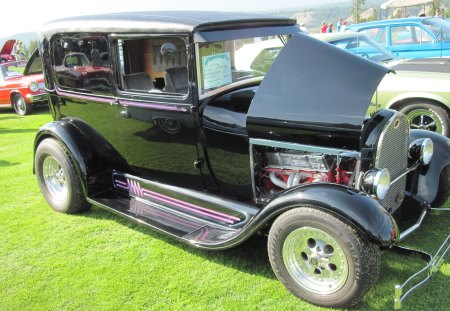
xmin=87 ymin=191 xmax=246 ymax=248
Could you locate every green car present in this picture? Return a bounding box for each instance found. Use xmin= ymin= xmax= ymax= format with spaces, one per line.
xmin=314 ymin=32 xmax=450 ymax=137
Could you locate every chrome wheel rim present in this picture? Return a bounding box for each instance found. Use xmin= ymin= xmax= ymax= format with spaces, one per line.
xmin=15 ymin=96 xmax=26 ymax=115
xmin=42 ymin=156 xmax=67 ymax=201
xmin=406 ymin=108 xmax=443 ymax=135
xmin=282 ymin=227 xmax=349 ymax=294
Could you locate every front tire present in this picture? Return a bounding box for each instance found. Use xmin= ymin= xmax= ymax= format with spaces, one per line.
xmin=35 ymin=138 xmax=90 ymax=214
xmin=399 ymin=102 xmax=449 ymax=137
xmin=268 ymin=207 xmax=380 ymax=308
xmin=12 ymin=94 xmax=32 ymax=115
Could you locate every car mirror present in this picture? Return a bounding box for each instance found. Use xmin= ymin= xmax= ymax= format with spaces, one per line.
xmin=160 ymin=43 xmax=177 ymax=56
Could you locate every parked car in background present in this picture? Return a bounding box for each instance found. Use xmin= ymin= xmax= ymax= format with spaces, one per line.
xmin=35 ymin=12 xmax=449 ymax=309
xmin=0 ymin=39 xmax=17 ymax=63
xmin=350 ymin=17 xmax=450 ymax=59
xmin=0 ymin=51 xmax=47 ymax=115
xmin=314 ymin=32 xmax=450 ymax=137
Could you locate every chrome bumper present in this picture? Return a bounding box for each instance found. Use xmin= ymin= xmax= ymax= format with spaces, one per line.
xmin=25 ymin=93 xmax=48 ymax=103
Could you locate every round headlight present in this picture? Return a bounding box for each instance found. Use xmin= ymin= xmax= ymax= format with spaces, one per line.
xmin=29 ymin=82 xmax=39 ymax=92
xmin=362 ymin=168 xmax=391 ymax=200
xmin=420 ymin=138 xmax=433 ymax=165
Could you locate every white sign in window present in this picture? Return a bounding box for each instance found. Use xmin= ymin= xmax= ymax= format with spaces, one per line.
xmin=202 ymin=52 xmax=232 ymax=90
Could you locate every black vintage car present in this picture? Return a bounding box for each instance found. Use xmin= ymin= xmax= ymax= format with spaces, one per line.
xmin=35 ymin=12 xmax=449 ymax=309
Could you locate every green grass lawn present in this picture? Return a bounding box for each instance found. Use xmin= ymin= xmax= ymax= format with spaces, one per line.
xmin=0 ymin=108 xmax=448 ymax=310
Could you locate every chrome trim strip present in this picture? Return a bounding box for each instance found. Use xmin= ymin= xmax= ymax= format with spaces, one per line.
xmin=119 ymin=99 xmax=188 ymax=112
xmin=250 ymin=138 xmax=360 ymax=157
xmin=55 ymin=88 xmax=190 ymax=112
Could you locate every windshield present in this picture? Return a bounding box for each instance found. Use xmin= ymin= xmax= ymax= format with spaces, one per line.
xmin=422 ymin=17 xmax=450 ymax=41
xmin=0 ymin=61 xmax=26 ymax=79
xmin=328 ymin=35 xmax=395 ymax=63
xmin=197 ymin=35 xmax=289 ymax=97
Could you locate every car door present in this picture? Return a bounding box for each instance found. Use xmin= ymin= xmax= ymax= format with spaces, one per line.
xmin=111 ymin=35 xmax=204 ymax=189
xmin=51 ymin=34 xmax=119 ymax=150
xmin=388 ymin=24 xmax=441 ymax=58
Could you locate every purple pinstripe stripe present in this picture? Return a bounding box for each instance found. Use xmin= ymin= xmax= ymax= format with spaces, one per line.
xmin=140 ymin=187 xmax=240 ymax=222
xmin=119 ymin=100 xmax=188 ymax=112
xmin=116 ymin=183 xmax=129 ymax=190
xmin=113 ymin=177 xmax=240 ymax=224
xmin=141 ymin=189 xmax=234 ymax=224
xmin=56 ymin=89 xmax=113 ymax=103
xmin=55 ymin=90 xmax=187 ymax=113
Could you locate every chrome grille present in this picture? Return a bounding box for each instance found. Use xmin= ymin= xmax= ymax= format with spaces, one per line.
xmin=375 ymin=112 xmax=409 ymax=212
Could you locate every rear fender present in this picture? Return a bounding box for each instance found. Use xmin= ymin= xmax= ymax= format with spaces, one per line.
xmin=409 ymin=130 xmax=450 ymax=203
xmin=258 ymin=183 xmax=398 ymax=247
xmin=34 ymin=120 xmax=127 ymax=196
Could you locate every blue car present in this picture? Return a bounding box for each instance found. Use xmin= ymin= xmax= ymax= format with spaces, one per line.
xmin=350 ymin=17 xmax=450 ymax=58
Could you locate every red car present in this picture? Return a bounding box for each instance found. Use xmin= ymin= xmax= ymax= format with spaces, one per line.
xmin=0 ymin=39 xmax=17 ymax=63
xmin=0 ymin=51 xmax=47 ymax=115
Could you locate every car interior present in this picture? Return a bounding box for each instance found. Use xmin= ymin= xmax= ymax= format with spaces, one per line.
xmin=117 ymin=37 xmax=188 ymax=95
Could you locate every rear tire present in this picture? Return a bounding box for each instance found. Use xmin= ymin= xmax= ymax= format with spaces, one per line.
xmin=12 ymin=94 xmax=32 ymax=115
xmin=268 ymin=207 xmax=380 ymax=308
xmin=431 ymin=166 xmax=450 ymax=207
xmin=35 ymin=138 xmax=90 ymax=214
xmin=399 ymin=102 xmax=449 ymax=137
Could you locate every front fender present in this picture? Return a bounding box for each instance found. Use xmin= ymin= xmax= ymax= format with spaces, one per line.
xmin=410 ymin=130 xmax=450 ymax=203
xmin=257 ymin=184 xmax=398 ymax=247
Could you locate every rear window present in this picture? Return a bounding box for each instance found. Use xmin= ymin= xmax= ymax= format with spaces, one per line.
xmin=52 ymin=35 xmax=112 ymax=94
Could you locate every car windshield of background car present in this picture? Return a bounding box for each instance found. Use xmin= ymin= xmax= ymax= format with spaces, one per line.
xmin=0 ymin=61 xmax=26 ymax=78
xmin=198 ymin=34 xmax=289 ymax=97
xmin=422 ymin=17 xmax=450 ymax=41
xmin=330 ymin=36 xmax=395 ymax=63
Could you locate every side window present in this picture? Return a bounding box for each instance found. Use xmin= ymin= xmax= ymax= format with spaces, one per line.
xmin=390 ymin=26 xmax=431 ymax=45
xmin=52 ymin=35 xmax=112 ymax=94
xmin=116 ymin=36 xmax=188 ymax=95
xmin=361 ymin=27 xmax=386 ymax=46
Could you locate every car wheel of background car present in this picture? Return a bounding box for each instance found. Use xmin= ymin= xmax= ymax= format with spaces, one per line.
xmin=399 ymin=103 xmax=449 ymax=137
xmin=0 ymin=58 xmax=6 ymax=63
xmin=431 ymin=165 xmax=450 ymax=208
xmin=268 ymin=207 xmax=380 ymax=308
xmin=12 ymin=94 xmax=32 ymax=116
xmin=35 ymin=138 xmax=90 ymax=214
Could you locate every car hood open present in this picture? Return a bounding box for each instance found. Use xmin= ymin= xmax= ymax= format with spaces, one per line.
xmin=1 ymin=39 xmax=16 ymax=55
xmin=247 ymin=33 xmax=389 ymax=149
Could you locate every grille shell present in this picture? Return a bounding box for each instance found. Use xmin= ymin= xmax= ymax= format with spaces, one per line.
xmin=375 ymin=112 xmax=409 ymax=212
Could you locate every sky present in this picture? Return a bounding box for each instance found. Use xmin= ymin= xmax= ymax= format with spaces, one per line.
xmin=0 ymin=0 xmax=345 ymax=38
